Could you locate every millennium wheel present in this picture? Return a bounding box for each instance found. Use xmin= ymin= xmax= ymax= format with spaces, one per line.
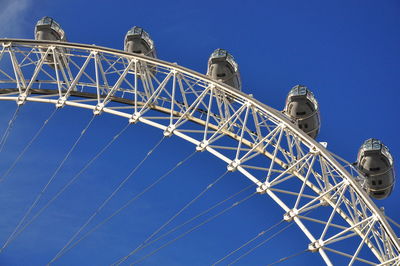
xmin=0 ymin=35 xmax=399 ymax=265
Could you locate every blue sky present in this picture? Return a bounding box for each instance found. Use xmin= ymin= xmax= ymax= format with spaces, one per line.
xmin=0 ymin=0 xmax=399 ymax=265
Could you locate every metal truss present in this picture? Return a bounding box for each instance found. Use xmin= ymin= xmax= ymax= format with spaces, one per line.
xmin=0 ymin=39 xmax=399 ymax=265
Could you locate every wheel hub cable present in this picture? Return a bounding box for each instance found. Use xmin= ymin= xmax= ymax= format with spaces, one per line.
xmin=6 ymin=122 xmax=131 ymax=246
xmin=267 ymin=249 xmax=309 ymax=266
xmin=213 ymin=219 xmax=285 ymax=265
xmin=228 ymin=221 xmax=295 ymax=265
xmin=0 ymin=107 xmax=58 ymax=184
xmin=51 ymin=150 xmax=198 ymax=262
xmin=125 ymin=184 xmax=255 ymax=258
xmin=113 ymin=170 xmax=229 ymax=265
xmin=0 ymin=106 xmax=21 ymax=154
xmin=227 ymin=210 xmax=315 ymax=265
xmin=131 ymin=192 xmax=257 ymax=265
xmin=0 ymin=114 xmax=96 ymax=253
xmin=48 ymin=135 xmax=166 ymax=264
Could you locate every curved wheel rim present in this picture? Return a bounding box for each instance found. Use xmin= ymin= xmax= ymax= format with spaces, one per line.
xmin=0 ymin=39 xmax=399 ymax=265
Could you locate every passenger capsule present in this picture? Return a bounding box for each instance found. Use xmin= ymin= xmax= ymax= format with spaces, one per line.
xmin=207 ymin=49 xmax=241 ymax=91
xmin=34 ymin=17 xmax=67 ymax=68
xmin=35 ymin=17 xmax=66 ymax=42
xmin=124 ymin=26 xmax=156 ymax=58
xmin=284 ymin=85 xmax=320 ymax=139
xmin=357 ymin=138 xmax=395 ymax=199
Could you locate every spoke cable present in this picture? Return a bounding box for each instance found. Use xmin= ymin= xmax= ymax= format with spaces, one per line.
xmin=0 ymin=108 xmax=58 ymax=184
xmin=130 ymin=192 xmax=257 ymax=265
xmin=52 ymin=150 xmax=198 ymax=261
xmin=103 ymin=184 xmax=254 ymax=262
xmin=0 ymin=114 xmax=96 ymax=253
xmin=385 ymin=215 xmax=400 ymax=229
xmin=113 ymin=170 xmax=229 ymax=265
xmin=7 ymin=122 xmax=131 ymax=245
xmin=0 ymin=106 xmax=21 ymax=154
xmin=213 ymin=219 xmax=285 ymax=265
xmin=228 ymin=222 xmax=295 ymax=265
xmin=266 ymin=249 xmax=308 ymax=266
xmin=48 ymin=135 xmax=166 ymax=264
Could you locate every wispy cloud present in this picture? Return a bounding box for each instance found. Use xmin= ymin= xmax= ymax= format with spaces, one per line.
xmin=0 ymin=0 xmax=32 ymax=37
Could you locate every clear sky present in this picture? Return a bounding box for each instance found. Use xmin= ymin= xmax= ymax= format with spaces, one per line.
xmin=0 ymin=0 xmax=399 ymax=265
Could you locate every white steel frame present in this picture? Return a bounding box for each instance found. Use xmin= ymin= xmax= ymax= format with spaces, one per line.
xmin=0 ymin=39 xmax=399 ymax=265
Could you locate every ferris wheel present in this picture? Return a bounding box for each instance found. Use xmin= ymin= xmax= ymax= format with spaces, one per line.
xmin=0 ymin=17 xmax=399 ymax=265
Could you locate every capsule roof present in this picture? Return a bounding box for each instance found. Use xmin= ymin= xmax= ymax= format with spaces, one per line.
xmin=208 ymin=48 xmax=239 ymax=72
xmin=124 ymin=26 xmax=154 ymax=49
xmin=287 ymin=85 xmax=318 ymax=109
xmin=359 ymin=138 xmax=393 ymax=166
xmin=35 ymin=16 xmax=65 ymax=40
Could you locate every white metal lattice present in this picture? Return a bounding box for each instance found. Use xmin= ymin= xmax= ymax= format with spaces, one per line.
xmin=0 ymin=39 xmax=399 ymax=265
